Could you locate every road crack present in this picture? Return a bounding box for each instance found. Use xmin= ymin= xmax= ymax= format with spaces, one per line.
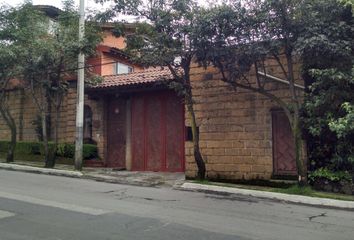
xmin=309 ymin=212 xmax=327 ymax=221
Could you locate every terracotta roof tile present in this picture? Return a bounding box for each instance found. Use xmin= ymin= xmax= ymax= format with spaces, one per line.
xmin=91 ymin=68 xmax=173 ymax=89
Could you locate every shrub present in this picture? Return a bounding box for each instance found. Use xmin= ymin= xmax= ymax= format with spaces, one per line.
xmin=0 ymin=141 xmax=42 ymax=155
xmin=0 ymin=141 xmax=98 ymax=160
xmin=308 ymin=168 xmax=352 ymax=183
xmin=39 ymin=142 xmax=56 ymax=156
xmin=57 ymin=143 xmax=75 ymax=158
xmin=83 ymin=144 xmax=98 ymax=159
xmin=17 ymin=142 xmax=40 ymax=155
xmin=0 ymin=141 xmax=9 ymax=152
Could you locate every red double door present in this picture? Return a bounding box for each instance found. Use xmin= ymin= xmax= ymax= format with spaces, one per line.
xmin=131 ymin=91 xmax=185 ymax=172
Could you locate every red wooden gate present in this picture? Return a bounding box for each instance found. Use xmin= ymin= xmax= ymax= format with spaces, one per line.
xmin=106 ymin=97 xmax=126 ymax=169
xmin=131 ymin=91 xmax=184 ymax=172
xmin=272 ymin=110 xmax=297 ymax=175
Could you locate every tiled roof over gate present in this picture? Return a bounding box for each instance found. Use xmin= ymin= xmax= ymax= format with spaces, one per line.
xmin=91 ymin=68 xmax=173 ymax=89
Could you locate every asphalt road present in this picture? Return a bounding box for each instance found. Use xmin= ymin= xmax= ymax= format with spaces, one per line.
xmin=0 ymin=170 xmax=353 ymax=240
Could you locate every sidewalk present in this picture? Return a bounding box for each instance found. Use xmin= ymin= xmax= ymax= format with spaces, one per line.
xmin=1 ymin=160 xmax=353 ymax=210
xmin=0 ymin=161 xmax=185 ymax=187
xmin=178 ymin=182 xmax=354 ymax=210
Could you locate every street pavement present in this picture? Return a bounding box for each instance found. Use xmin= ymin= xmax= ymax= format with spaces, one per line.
xmin=0 ymin=170 xmax=353 ymax=240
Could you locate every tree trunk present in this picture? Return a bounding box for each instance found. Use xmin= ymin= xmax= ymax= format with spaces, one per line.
xmin=7 ymin=117 xmax=16 ymax=163
xmin=50 ymin=105 xmax=61 ymax=168
xmin=18 ymin=89 xmax=25 ymax=141
xmin=41 ymin=110 xmax=51 ymax=168
xmin=186 ymin=96 xmax=206 ymax=180
xmin=0 ymin=108 xmax=17 ymax=163
xmin=292 ymin=112 xmax=307 ymax=186
xmin=46 ymin=92 xmax=52 ymax=140
xmin=168 ymin=59 xmax=206 ymax=180
xmin=285 ymin=50 xmax=308 ymax=185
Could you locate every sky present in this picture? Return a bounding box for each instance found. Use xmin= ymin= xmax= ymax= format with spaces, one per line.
xmin=0 ymin=0 xmax=106 ymax=9
xmin=1 ymin=0 xmax=213 ymax=10
xmin=0 ymin=0 xmax=135 ymax=21
xmin=0 ymin=0 xmax=212 ymax=22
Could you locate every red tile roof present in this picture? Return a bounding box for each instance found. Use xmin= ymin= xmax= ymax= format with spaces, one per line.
xmin=91 ymin=68 xmax=173 ymax=89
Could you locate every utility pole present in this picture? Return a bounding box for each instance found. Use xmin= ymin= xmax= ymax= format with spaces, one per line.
xmin=75 ymin=0 xmax=85 ymax=171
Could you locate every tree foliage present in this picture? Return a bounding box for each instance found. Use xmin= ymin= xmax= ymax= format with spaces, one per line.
xmin=192 ymin=0 xmax=354 ymax=182
xmin=194 ymin=0 xmax=310 ymax=183
xmin=0 ymin=4 xmax=31 ymax=162
xmin=98 ymin=0 xmax=207 ymax=179
xmin=0 ymin=1 xmax=101 ymax=167
xmin=329 ymin=102 xmax=354 ymax=138
xmin=299 ymin=0 xmax=354 ymax=173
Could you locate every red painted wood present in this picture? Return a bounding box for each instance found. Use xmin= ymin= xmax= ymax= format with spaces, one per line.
xmin=272 ymin=110 xmax=297 ymax=175
xmin=161 ymin=94 xmax=167 ymax=171
xmin=106 ymin=97 xmax=126 ymax=169
xmin=84 ymin=159 xmax=105 ymax=168
xmin=131 ymin=96 xmax=145 ymax=170
xmin=146 ymin=93 xmax=163 ymax=171
xmin=165 ymin=93 xmax=184 ymax=171
xmin=131 ymin=91 xmax=185 ymax=172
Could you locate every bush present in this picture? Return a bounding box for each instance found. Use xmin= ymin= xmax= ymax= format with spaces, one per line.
xmin=0 ymin=140 xmax=98 ymax=160
xmin=57 ymin=143 xmax=75 ymax=158
xmin=39 ymin=142 xmax=56 ymax=156
xmin=83 ymin=144 xmax=98 ymax=159
xmin=308 ymin=168 xmax=352 ymax=183
xmin=0 ymin=141 xmax=9 ymax=152
xmin=0 ymin=141 xmax=42 ymax=155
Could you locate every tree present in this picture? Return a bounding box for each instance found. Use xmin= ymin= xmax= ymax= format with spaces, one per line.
xmin=299 ymin=0 xmax=354 ymax=173
xmin=195 ymin=0 xmax=354 ymax=184
xmin=340 ymin=0 xmax=354 ymax=12
xmin=0 ymin=4 xmax=28 ymax=162
xmin=4 ymin=2 xmax=101 ymax=168
xmin=303 ymin=68 xmax=354 ymax=173
xmin=0 ymin=48 xmax=18 ymax=163
xmin=329 ymin=102 xmax=354 ymax=138
xmin=0 ymin=45 xmax=18 ymax=163
xmin=195 ymin=0 xmax=311 ymax=184
xmin=19 ymin=4 xmax=58 ymax=167
xmin=97 ymin=0 xmax=207 ymax=179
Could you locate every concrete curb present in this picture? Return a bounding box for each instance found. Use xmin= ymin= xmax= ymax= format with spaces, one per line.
xmin=0 ymin=163 xmax=164 ymax=187
xmin=0 ymin=163 xmax=83 ymax=178
xmin=82 ymin=174 xmax=162 ymax=187
xmin=180 ymin=182 xmax=354 ymax=210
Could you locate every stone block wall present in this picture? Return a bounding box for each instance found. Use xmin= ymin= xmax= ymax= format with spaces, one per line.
xmin=0 ymin=89 xmax=38 ymax=142
xmin=0 ymin=85 xmax=106 ymax=160
xmin=185 ymin=59 xmax=304 ymax=180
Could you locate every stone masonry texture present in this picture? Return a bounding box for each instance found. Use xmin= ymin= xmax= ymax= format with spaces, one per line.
xmin=184 ymin=58 xmax=303 ymax=180
xmin=0 ymin=86 xmax=106 ymax=160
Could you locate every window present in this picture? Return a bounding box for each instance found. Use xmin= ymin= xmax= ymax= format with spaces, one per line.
xmin=84 ymin=105 xmax=93 ymax=141
xmin=113 ymin=62 xmax=133 ymax=75
xmin=186 ymin=126 xmax=199 ymax=141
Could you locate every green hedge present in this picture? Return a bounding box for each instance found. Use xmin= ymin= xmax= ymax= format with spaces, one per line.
xmin=56 ymin=142 xmax=98 ymax=159
xmin=0 ymin=141 xmax=98 ymax=160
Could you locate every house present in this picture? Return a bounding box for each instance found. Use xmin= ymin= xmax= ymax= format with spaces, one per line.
xmin=85 ymin=63 xmax=302 ymax=180
xmin=0 ymin=5 xmax=303 ymax=181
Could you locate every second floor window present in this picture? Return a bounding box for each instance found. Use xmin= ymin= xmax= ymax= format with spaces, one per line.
xmin=113 ymin=62 xmax=133 ymax=75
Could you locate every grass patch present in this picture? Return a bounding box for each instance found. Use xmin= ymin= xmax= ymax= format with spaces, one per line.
xmin=273 ymin=185 xmax=354 ymax=201
xmin=272 ymin=185 xmax=314 ymax=195
xmin=192 ymin=180 xmax=354 ymax=201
